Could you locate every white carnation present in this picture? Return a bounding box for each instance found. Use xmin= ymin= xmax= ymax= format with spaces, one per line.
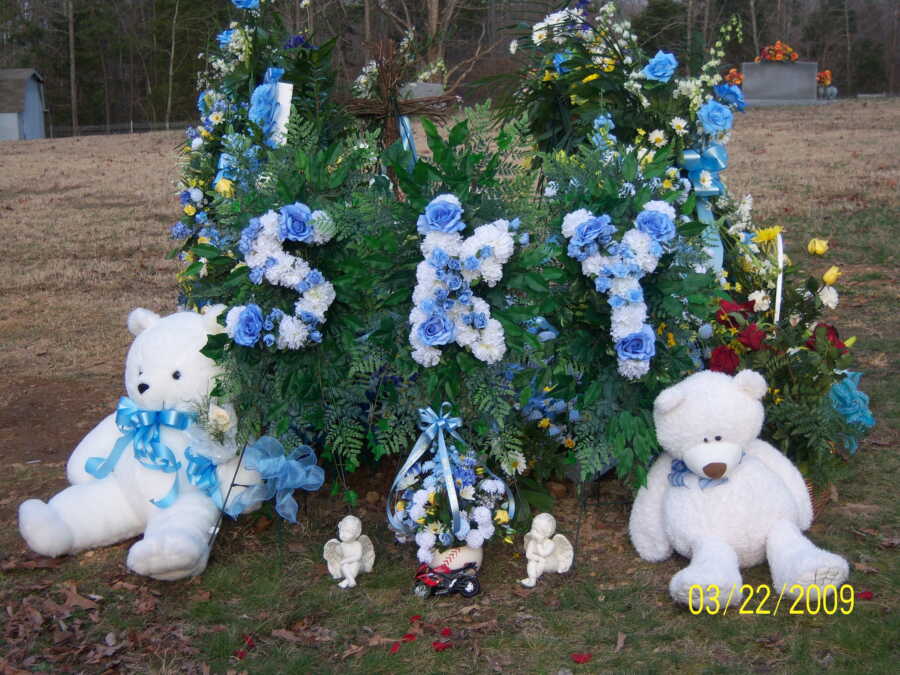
xmin=611 ymin=303 xmax=648 ymax=341
xmin=276 ymin=315 xmax=309 ymax=350
xmin=642 ymin=200 xmax=677 ymax=220
xmin=225 ymin=306 xmax=244 ymax=337
xmin=618 ymin=358 xmax=651 ymax=380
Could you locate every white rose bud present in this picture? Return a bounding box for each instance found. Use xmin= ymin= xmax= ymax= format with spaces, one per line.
xmin=208 ymin=404 xmax=234 ymax=433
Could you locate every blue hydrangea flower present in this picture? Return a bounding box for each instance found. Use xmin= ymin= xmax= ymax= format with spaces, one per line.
xmin=279 ymin=202 xmax=314 ymax=242
xmin=642 ymin=51 xmax=678 ymax=82
xmin=234 ymin=304 xmax=264 ymax=347
xmin=636 ymin=209 xmax=676 ymax=242
xmin=239 ymin=218 xmax=262 ymax=255
xmin=615 ymin=325 xmax=656 ymax=361
xmin=713 ymin=83 xmax=746 ymax=112
xmin=216 ymin=29 xmax=234 ymax=49
xmin=232 ymin=0 xmax=259 ymax=9
xmin=591 ymin=113 xmax=617 ymax=145
xmin=698 ymin=99 xmax=734 ymax=134
xmin=170 ymin=222 xmax=193 ymax=239
xmin=418 ymin=312 xmax=456 ymax=346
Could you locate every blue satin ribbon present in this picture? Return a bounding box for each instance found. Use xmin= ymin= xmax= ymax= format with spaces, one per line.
xmin=85 ymin=397 xmax=194 ymax=508
xmin=223 ymin=436 xmax=325 ymax=523
xmin=398 ymin=115 xmax=417 ymax=172
xmin=386 ymin=403 xmax=516 ymax=540
xmin=185 ymin=448 xmax=224 ymax=509
xmin=680 ymin=143 xmax=728 ymax=270
xmin=667 ymin=452 xmax=745 ymax=490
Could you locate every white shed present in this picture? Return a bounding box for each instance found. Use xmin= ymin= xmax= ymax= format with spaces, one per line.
xmin=0 ymin=69 xmax=47 ymax=141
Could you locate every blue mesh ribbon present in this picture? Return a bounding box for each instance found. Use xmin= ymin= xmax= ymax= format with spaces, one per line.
xmin=680 ymin=143 xmax=728 ymax=270
xmin=84 ymin=397 xmax=194 ymax=508
xmin=185 ymin=448 xmax=224 ymax=509
xmin=223 ymin=436 xmax=324 ymax=523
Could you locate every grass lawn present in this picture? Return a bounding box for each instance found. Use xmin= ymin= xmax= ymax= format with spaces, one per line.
xmin=0 ymin=99 xmax=897 ymax=673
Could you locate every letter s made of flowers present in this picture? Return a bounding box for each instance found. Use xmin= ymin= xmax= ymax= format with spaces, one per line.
xmin=225 ymin=204 xmax=336 ymax=350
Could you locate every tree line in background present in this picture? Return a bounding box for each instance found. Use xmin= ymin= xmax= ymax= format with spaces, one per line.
xmin=0 ymin=0 xmax=896 ymax=136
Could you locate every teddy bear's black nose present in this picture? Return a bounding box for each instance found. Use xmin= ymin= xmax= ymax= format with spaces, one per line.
xmin=137 ymin=383 xmax=150 ymax=394
xmin=703 ymin=462 xmax=726 ymax=479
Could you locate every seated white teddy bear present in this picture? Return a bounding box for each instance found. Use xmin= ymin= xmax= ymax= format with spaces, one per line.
xmin=18 ymin=306 xmax=261 ymax=581
xmin=629 ymin=369 xmax=849 ymax=605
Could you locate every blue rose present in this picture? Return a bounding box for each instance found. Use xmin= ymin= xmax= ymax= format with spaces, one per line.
xmin=279 ymin=203 xmax=314 ymax=242
xmin=216 ymin=29 xmax=234 ymax=49
xmin=573 ymin=214 xmax=616 ymax=247
xmin=234 ymin=304 xmax=264 ymax=347
xmin=430 ymin=248 xmax=450 ymax=269
xmin=615 ymin=325 xmax=656 ymax=361
xmin=418 ymin=195 xmax=464 ymax=234
xmin=552 ymin=52 xmax=571 ymax=74
xmin=713 ymin=83 xmax=746 ymax=112
xmin=636 ymin=209 xmax=676 ymax=242
xmin=418 ymin=312 xmax=456 ymax=346
xmin=830 ymin=371 xmax=875 ymax=430
xmin=232 ymin=0 xmax=259 ymax=9
xmin=698 ymin=100 xmax=734 ymax=134
xmin=642 ymin=51 xmax=678 ymax=82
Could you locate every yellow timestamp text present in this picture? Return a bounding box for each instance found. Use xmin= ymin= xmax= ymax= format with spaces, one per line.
xmin=688 ymin=583 xmax=856 ymax=616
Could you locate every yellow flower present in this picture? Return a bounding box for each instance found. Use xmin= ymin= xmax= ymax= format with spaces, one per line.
xmin=657 ymin=322 xmax=666 ymax=335
xmin=666 ymin=332 xmax=676 ymax=348
xmin=215 ymin=178 xmax=235 ymax=198
xmin=494 ymin=510 xmax=510 ymax=525
xmin=543 ymin=384 xmax=556 ymax=393
xmin=662 ymin=178 xmax=674 ymax=189
xmin=503 ymin=535 xmax=514 ymax=545
xmin=807 ymin=238 xmax=829 ymax=255
xmin=200 ymin=127 xmax=212 ymax=139
xmin=197 ymin=236 xmax=211 ymax=245
xmin=538 ymin=417 xmax=551 ymax=429
xmin=752 ymin=225 xmax=783 ymax=243
xmin=183 ymin=204 xmax=196 ymax=216
xmin=542 ymin=70 xmax=558 ymax=82
xmin=563 ymin=437 xmax=576 ymax=449
xmin=475 ymin=466 xmax=485 ymax=476
xmin=570 ymin=94 xmax=588 ymax=106
xmin=844 ymin=336 xmax=857 ymax=348
xmin=822 ymin=266 xmax=841 ymax=285
xmin=428 ymin=491 xmax=437 ymax=505
xmin=395 ymin=501 xmax=406 ymax=512
xmin=636 ymin=128 xmax=646 ymax=137
xmin=582 ymin=73 xmax=599 ymax=83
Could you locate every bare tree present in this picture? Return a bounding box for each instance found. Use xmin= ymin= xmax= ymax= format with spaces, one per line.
xmin=165 ymin=0 xmax=180 ymax=130
xmin=67 ymin=0 xmax=78 ymax=135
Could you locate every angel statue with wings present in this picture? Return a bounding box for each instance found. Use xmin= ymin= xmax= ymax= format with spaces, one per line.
xmin=520 ymin=513 xmax=574 ymax=587
xmin=323 ymin=515 xmax=375 ymax=589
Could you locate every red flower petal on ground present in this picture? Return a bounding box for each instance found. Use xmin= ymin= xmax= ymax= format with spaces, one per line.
xmin=234 ymin=649 xmax=247 ymax=660
xmin=856 ymin=590 xmax=873 ymax=600
xmin=709 ymin=345 xmax=740 ymax=374
xmin=243 ymin=635 xmax=256 ymax=649
xmin=571 ymin=653 xmax=593 ymax=664
xmin=409 ymin=614 xmax=422 ymax=623
xmin=432 ymin=640 xmax=453 ymax=652
xmin=389 ymin=642 xmax=401 ymax=654
xmin=440 ymin=627 xmax=452 ymax=637
xmin=737 ymin=323 xmax=767 ymax=351
xmin=402 ymin=633 xmax=417 ymax=643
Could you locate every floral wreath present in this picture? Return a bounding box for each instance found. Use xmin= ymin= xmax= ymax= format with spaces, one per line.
xmin=225 ymin=203 xmax=336 ymax=349
xmin=561 ymin=200 xmax=677 ymax=379
xmin=409 ymin=195 xmax=516 ymax=367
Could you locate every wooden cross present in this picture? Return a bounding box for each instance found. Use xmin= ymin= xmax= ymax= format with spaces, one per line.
xmin=345 ymin=40 xmax=458 ymax=151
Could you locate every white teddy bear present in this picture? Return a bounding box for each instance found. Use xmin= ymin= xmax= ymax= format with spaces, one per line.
xmin=19 ymin=306 xmax=261 ymax=581
xmin=629 ymin=369 xmax=849 ymax=605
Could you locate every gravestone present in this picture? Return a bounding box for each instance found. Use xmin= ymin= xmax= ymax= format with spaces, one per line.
xmin=742 ymin=61 xmax=819 ymax=106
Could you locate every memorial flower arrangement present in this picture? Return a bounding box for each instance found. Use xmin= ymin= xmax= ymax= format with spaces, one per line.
xmin=724 ymin=68 xmax=743 ymax=86
xmin=755 ymin=40 xmax=800 ymax=63
xmin=817 ymin=69 xmax=833 ymax=87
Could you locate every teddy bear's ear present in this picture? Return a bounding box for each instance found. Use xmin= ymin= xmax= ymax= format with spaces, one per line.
xmin=654 ymin=384 xmax=685 ymax=415
xmin=127 ymin=308 xmax=161 ymax=336
xmin=734 ymin=369 xmax=768 ymax=400
xmin=200 ymin=304 xmax=227 ymax=335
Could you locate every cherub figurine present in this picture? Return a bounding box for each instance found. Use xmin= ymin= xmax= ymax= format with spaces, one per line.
xmin=520 ymin=513 xmax=574 ymax=587
xmin=323 ymin=515 xmax=375 ymax=589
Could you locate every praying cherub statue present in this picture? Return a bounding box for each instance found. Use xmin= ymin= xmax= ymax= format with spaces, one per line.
xmin=323 ymin=515 xmax=375 ymax=589
xmin=520 ymin=513 xmax=574 ymax=587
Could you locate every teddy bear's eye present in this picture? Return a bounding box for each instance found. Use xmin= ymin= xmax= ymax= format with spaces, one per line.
xmin=138 ymin=368 xmax=143 ymax=376
xmin=703 ymin=437 xmax=709 ymax=443
xmin=715 ymin=435 xmax=722 ymax=441
xmin=172 ymin=370 xmax=181 ymax=380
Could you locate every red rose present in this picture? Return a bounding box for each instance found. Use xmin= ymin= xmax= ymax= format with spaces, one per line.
xmin=805 ymin=323 xmax=847 ymax=352
xmin=715 ymin=299 xmax=754 ymax=327
xmin=737 ymin=323 xmax=767 ymax=351
xmin=709 ymin=345 xmax=740 ymax=374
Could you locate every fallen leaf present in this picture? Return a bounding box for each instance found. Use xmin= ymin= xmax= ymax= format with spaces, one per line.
xmin=253 ymin=515 xmax=273 ymax=533
xmin=60 ymin=582 xmax=98 ymax=610
xmin=756 ymin=634 xmax=786 ymax=649
xmin=340 ymin=644 xmax=365 ymax=660
xmin=193 ymin=590 xmax=212 ymax=602
xmin=853 ymin=561 xmax=879 ymax=574
xmin=614 ymin=632 xmax=626 ymax=653
xmin=1 ymin=558 xmax=63 ymax=572
xmin=879 ymin=536 xmax=900 ymax=549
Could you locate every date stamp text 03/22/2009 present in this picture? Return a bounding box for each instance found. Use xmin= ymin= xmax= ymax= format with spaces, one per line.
xmin=688 ymin=584 xmax=856 ymax=615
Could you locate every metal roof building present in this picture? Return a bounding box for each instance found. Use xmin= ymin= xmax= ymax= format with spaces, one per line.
xmin=0 ymin=69 xmax=47 ymax=141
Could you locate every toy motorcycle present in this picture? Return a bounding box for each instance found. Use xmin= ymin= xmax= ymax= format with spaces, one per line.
xmin=413 ymin=562 xmax=481 ymax=598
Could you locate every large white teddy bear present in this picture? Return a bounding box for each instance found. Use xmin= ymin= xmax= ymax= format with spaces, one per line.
xmin=19 ymin=306 xmax=261 ymax=580
xmin=629 ymin=369 xmax=849 ymax=605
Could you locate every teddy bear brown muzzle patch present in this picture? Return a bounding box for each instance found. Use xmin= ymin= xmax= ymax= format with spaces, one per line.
xmin=702 ymin=462 xmax=727 ymax=479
